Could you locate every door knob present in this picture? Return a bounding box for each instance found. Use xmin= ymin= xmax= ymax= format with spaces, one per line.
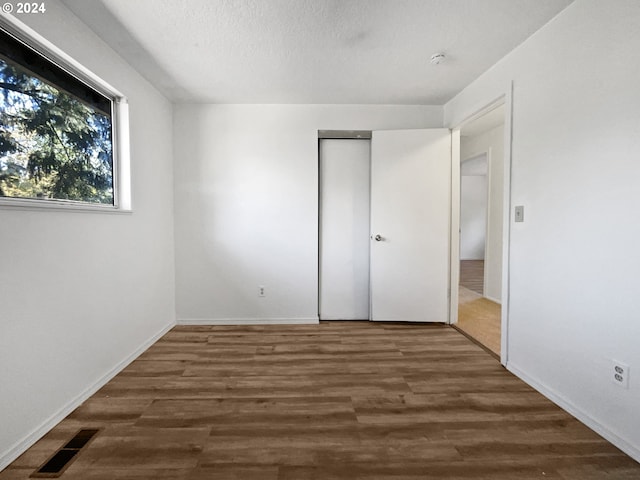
xmin=374 ymin=234 xmax=383 ymax=241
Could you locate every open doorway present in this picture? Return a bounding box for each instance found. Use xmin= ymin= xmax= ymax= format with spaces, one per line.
xmin=456 ymin=104 xmax=505 ymax=356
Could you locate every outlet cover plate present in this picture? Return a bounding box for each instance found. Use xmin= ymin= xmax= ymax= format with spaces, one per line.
xmin=611 ymin=360 xmax=630 ymax=389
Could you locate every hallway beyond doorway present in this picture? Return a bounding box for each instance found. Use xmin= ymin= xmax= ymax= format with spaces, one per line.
xmin=457 ymin=260 xmax=501 ymax=356
xmin=459 ymin=260 xmax=484 ymax=295
xmin=457 ymin=285 xmax=501 ymax=356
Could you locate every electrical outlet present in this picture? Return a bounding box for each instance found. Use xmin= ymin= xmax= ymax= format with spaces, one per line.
xmin=258 ymin=285 xmax=265 ymax=297
xmin=611 ymin=360 xmax=630 ymax=389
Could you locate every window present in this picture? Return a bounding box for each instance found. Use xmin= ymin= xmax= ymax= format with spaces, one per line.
xmin=0 ymin=18 xmax=129 ymax=210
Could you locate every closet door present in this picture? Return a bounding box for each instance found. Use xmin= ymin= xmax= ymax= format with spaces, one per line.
xmin=319 ymin=139 xmax=371 ymax=320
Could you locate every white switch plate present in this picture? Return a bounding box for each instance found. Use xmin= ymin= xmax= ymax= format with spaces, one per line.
xmin=515 ymin=205 xmax=524 ymax=222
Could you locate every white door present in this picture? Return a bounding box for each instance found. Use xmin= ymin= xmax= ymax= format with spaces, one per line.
xmin=370 ymin=129 xmax=451 ymax=322
xmin=319 ymin=139 xmax=371 ymax=320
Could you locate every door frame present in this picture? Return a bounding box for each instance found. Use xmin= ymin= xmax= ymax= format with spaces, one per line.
xmin=448 ymin=83 xmax=514 ymax=367
xmin=317 ymin=128 xmax=451 ymax=324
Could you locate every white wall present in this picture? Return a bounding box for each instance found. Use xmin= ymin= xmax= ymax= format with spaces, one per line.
xmin=0 ymin=1 xmax=175 ymax=468
xmin=461 ymin=125 xmax=505 ymax=301
xmin=173 ymin=105 xmax=442 ymax=323
xmin=445 ymin=0 xmax=640 ymax=461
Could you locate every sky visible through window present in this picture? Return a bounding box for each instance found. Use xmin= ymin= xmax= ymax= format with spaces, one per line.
xmin=0 ymin=56 xmax=114 ymax=204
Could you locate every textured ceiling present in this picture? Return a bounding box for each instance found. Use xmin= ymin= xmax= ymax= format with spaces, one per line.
xmin=61 ymin=0 xmax=573 ymax=104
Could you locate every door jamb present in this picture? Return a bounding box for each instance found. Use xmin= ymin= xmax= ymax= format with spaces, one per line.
xmin=448 ymin=84 xmax=514 ymax=367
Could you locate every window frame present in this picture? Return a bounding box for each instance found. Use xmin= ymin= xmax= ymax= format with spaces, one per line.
xmin=0 ymin=14 xmax=131 ymax=213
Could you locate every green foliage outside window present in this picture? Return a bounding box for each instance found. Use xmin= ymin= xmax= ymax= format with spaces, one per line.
xmin=0 ymin=57 xmax=114 ymax=205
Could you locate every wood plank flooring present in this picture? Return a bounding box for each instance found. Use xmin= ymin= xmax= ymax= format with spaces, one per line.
xmin=457 ymin=286 xmax=501 ymax=356
xmin=2 ymin=322 xmax=639 ymax=479
xmin=460 ymin=260 xmax=484 ymax=295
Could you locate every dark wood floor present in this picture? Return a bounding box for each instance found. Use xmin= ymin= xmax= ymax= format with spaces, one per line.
xmin=2 ymin=322 xmax=639 ymax=479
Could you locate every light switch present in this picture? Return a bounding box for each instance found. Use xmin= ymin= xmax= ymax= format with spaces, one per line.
xmin=515 ymin=205 xmax=524 ymax=222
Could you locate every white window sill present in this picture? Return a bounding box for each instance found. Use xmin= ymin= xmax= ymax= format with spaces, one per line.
xmin=0 ymin=198 xmax=132 ymax=214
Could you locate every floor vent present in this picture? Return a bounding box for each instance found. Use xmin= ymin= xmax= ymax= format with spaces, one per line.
xmin=31 ymin=429 xmax=100 ymax=478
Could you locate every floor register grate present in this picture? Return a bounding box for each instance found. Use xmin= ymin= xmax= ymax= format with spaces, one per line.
xmin=31 ymin=429 xmax=100 ymax=478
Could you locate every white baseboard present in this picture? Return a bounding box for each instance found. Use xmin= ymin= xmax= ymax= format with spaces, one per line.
xmin=370 ymin=318 xmax=447 ymax=323
xmin=507 ymin=362 xmax=640 ymax=463
xmin=319 ymin=318 xmax=370 ymax=321
xmin=484 ymin=294 xmax=502 ymax=304
xmin=0 ymin=321 xmax=175 ymax=471
xmin=177 ymin=317 xmax=319 ymax=326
